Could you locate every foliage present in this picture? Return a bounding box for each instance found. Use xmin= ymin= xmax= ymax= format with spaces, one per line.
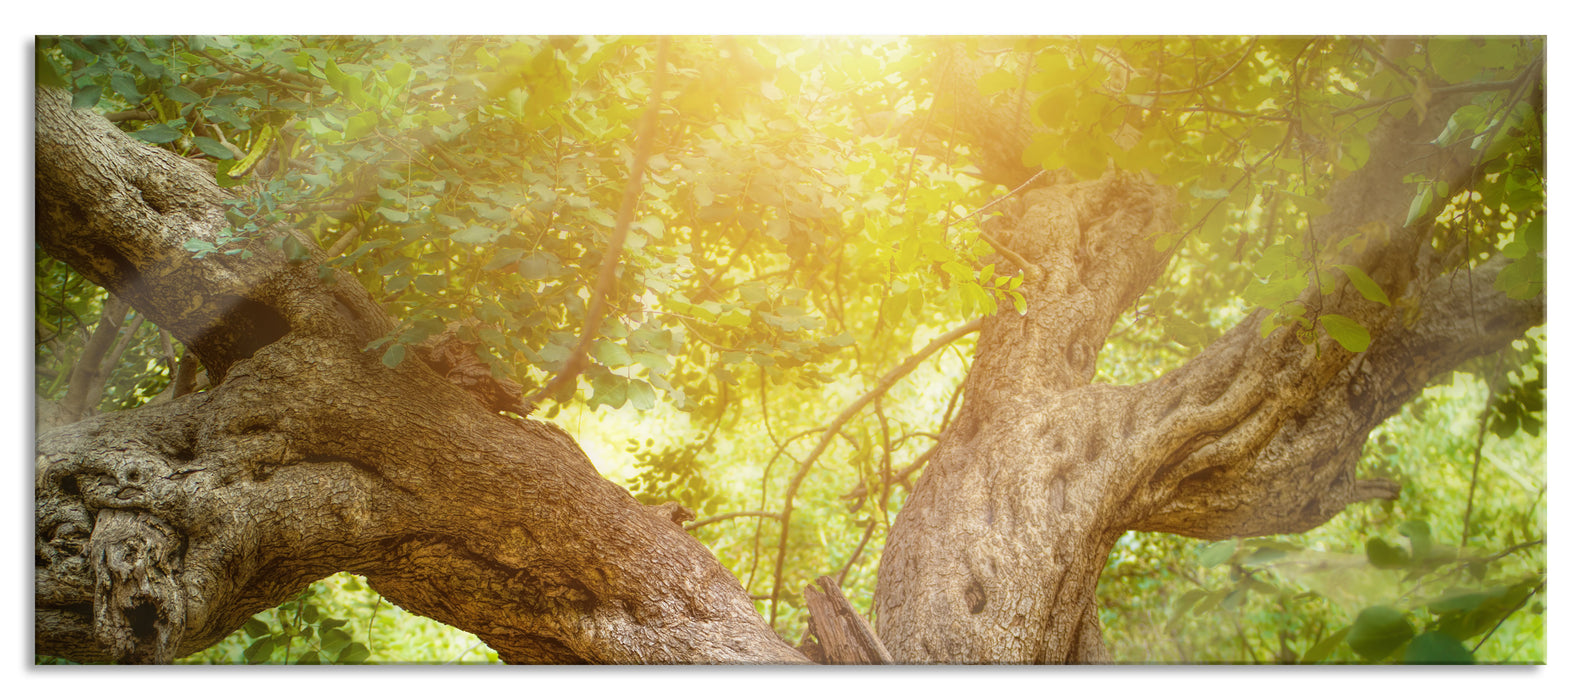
xmin=35 ymin=35 xmax=1544 ymax=662
xmin=178 ymin=574 xmax=497 ymax=664
xmin=1097 ymin=371 xmax=1545 ymax=663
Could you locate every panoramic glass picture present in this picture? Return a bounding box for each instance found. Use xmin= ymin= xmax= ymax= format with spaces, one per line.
xmin=34 ymin=36 xmax=1544 ymax=664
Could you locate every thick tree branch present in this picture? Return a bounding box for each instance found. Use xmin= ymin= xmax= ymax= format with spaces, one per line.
xmin=34 ymin=82 xmax=807 ymax=665
xmin=1111 ymin=87 xmax=1542 ymax=537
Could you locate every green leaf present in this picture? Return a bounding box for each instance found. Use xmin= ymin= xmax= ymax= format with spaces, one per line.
xmin=1286 ymin=192 xmax=1331 ymax=217
xmin=1365 ymin=537 xmax=1411 ymax=569
xmin=1404 ymin=185 xmax=1434 ymax=226
xmin=381 ymin=344 xmax=407 ymax=368
xmin=1244 ymin=547 xmax=1288 ymax=566
xmin=320 ymin=628 xmax=353 ymax=654
xmin=1347 ymin=606 xmax=1415 ymax=661
xmin=1301 ymin=626 xmax=1351 ymax=664
xmin=296 ymin=651 xmax=322 ymax=665
xmin=1429 ymin=591 xmax=1494 ymax=616
xmin=110 ymin=72 xmax=143 ymax=101
xmin=1171 ymin=590 xmax=1207 ymax=621
xmin=71 ymin=85 xmax=103 ymax=109
xmin=243 ymin=636 xmax=276 ymax=664
xmin=821 ymin=331 xmax=855 ymax=348
xmin=1336 ymin=265 xmax=1390 ymax=306
xmin=131 ymin=123 xmax=182 ymax=144
xmin=336 ymin=642 xmax=370 ymax=664
xmin=324 ymin=59 xmax=351 ymax=92
xmin=163 ymin=84 xmax=203 ymax=104
xmin=282 ymin=235 xmax=310 ymax=263
xmin=192 ymin=136 xmax=236 ymax=160
xmin=1403 ymin=632 xmax=1474 ymax=664
xmin=413 ymin=274 xmax=446 ymax=293
xmin=345 ymin=111 xmax=379 ymax=140
xmin=1199 ymin=540 xmax=1237 ymax=568
xmin=1248 ymin=124 xmax=1285 ymax=151
xmin=626 ymin=380 xmax=657 ymax=411
xmin=450 ymin=225 xmax=498 ymax=245
xmin=1319 ymin=314 xmax=1371 ymax=352
xmin=588 ymin=372 xmax=631 ymax=411
xmin=387 ymin=61 xmax=413 ymax=89
xmin=592 ymin=339 xmax=631 ymax=367
xmin=242 ymin=616 xmax=271 ymax=638
xmin=1398 ymin=520 xmax=1433 ymax=560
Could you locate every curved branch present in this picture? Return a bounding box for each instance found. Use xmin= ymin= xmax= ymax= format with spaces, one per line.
xmin=526 ymin=37 xmax=669 ymax=409
xmin=1112 ymin=86 xmax=1543 ymax=537
xmin=767 ymin=319 xmax=982 ymax=628
xmin=34 ymin=80 xmax=806 ymax=664
xmin=684 ymin=511 xmax=780 ymax=531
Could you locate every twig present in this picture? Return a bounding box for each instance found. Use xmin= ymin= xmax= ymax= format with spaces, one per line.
xmin=945 ymin=169 xmax=1047 ymax=228
xmin=1472 ymin=578 xmax=1544 ymax=654
xmin=685 ymin=511 xmax=781 ymax=531
xmin=1147 ymin=37 xmax=1259 ymax=97
xmin=835 ymin=520 xmax=878 ymax=588
xmin=767 ymin=318 xmax=982 ymax=629
xmin=1461 ymin=389 xmax=1497 ymax=548
xmin=524 ymin=36 xmax=670 ymax=409
xmin=443 ymin=640 xmax=486 ymax=665
xmin=83 ymin=312 xmax=144 ymax=412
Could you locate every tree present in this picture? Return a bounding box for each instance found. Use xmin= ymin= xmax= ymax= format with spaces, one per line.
xmin=34 ymin=36 xmax=1545 ymax=664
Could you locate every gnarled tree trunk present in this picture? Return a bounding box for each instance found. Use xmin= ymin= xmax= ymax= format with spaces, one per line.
xmin=34 ymin=85 xmax=805 ymax=665
xmin=870 ymin=61 xmax=1542 ymax=663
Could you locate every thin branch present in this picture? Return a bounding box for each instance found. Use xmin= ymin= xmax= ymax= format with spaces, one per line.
xmin=524 ymin=36 xmax=670 ymax=409
xmin=1461 ymin=389 xmax=1497 ymax=548
xmin=1332 ymin=69 xmax=1537 ymax=117
xmin=844 ymin=442 xmax=940 ymax=504
xmin=1358 ymin=40 xmax=1413 ymax=84
xmin=83 ymin=312 xmax=144 ymax=412
xmin=945 ymin=169 xmax=1047 ymax=228
xmin=835 ymin=521 xmax=879 ymax=588
xmin=1147 ymin=37 xmax=1259 ymax=97
xmin=684 ymin=511 xmax=780 ymax=531
xmin=58 ymin=295 xmax=131 ymax=422
xmin=1472 ymin=578 xmax=1544 ymax=654
xmin=767 ymin=318 xmax=982 ymax=628
xmin=190 ymin=49 xmax=320 ymax=94
xmin=106 ymin=110 xmax=156 ymax=123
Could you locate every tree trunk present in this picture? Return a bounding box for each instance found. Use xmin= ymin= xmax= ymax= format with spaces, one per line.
xmin=34 ymin=85 xmax=805 ymax=665
xmin=872 ymin=61 xmax=1542 ymax=663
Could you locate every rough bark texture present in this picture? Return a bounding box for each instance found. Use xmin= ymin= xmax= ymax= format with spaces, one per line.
xmin=799 ymin=576 xmax=893 ymax=664
xmin=870 ymin=59 xmax=1543 ymax=663
xmin=35 ymin=85 xmax=805 ymax=665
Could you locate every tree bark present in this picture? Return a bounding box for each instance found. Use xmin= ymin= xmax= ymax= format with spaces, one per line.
xmin=34 ymin=85 xmax=805 ymax=665
xmin=871 ymin=56 xmax=1543 ymax=663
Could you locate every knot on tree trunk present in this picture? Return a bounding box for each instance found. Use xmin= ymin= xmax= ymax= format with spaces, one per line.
xmin=413 ymin=320 xmax=529 ymax=415
xmin=89 ymin=509 xmax=187 ymax=664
